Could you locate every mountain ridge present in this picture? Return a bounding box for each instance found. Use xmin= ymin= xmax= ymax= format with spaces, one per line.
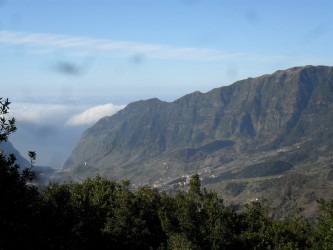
xmin=64 ymin=65 xmax=333 ymax=173
xmin=0 ymin=141 xmax=30 ymax=168
xmin=64 ymin=65 xmax=333 ymax=218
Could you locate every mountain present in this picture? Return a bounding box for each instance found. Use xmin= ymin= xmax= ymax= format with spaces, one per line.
xmin=64 ymin=65 xmax=333 ymax=218
xmin=0 ymin=140 xmax=57 ymax=184
xmin=0 ymin=140 xmax=30 ymax=168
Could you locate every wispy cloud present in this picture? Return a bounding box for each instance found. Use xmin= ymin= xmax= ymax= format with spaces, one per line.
xmin=0 ymin=30 xmax=298 ymax=63
xmin=66 ymin=103 xmax=125 ymax=126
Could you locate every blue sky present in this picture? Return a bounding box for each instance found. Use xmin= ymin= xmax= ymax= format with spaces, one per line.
xmin=1 ymin=0 xmax=333 ymax=167
xmin=1 ymin=0 xmax=332 ymax=101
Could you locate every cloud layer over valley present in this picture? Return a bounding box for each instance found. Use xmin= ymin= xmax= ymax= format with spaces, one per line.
xmin=7 ymin=99 xmax=126 ymax=168
xmin=10 ymin=102 xmax=125 ymax=126
xmin=66 ymin=103 xmax=125 ymax=126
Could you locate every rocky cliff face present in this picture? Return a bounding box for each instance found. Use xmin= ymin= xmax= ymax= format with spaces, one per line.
xmin=64 ymin=65 xmax=333 ymax=218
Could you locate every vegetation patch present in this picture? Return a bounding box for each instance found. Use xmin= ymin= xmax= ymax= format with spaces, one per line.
xmin=214 ymin=161 xmax=293 ymax=181
xmin=237 ymin=161 xmax=293 ymax=178
xmin=180 ymin=140 xmax=235 ymax=160
xmin=225 ymin=182 xmax=247 ymax=196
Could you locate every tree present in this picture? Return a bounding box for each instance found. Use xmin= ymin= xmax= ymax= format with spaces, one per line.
xmin=313 ymin=199 xmax=333 ymax=249
xmin=159 ymin=174 xmax=240 ymax=249
xmin=159 ymin=186 xmax=203 ymax=249
xmin=0 ymin=98 xmax=16 ymax=142
xmin=38 ymin=182 xmax=79 ymax=249
xmin=132 ymin=186 xmax=167 ymax=248
xmin=237 ymin=201 xmax=312 ymax=249
xmin=70 ymin=176 xmax=118 ymax=249
xmin=200 ymin=190 xmax=240 ymax=249
xmin=0 ymin=97 xmax=39 ymax=249
xmin=188 ymin=173 xmax=201 ymax=197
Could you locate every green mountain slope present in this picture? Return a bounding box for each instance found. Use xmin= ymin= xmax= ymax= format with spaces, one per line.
xmin=64 ymin=65 xmax=333 ymax=218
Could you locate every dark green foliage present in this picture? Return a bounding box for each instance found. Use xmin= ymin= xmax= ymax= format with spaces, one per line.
xmin=102 ymin=181 xmax=166 ymax=249
xmin=0 ymin=98 xmax=39 ymax=249
xmin=0 ymin=153 xmax=39 ymax=249
xmin=225 ymin=182 xmax=247 ymax=196
xmin=237 ymin=161 xmax=294 ymax=178
xmin=160 ymin=175 xmax=242 ymax=249
xmin=37 ymin=183 xmax=81 ymax=249
xmin=188 ymin=173 xmax=201 ymax=196
xmin=0 ymin=98 xmax=16 ymax=142
xmin=215 ymin=161 xmax=294 ymax=181
xmin=2 ymin=156 xmax=333 ymax=250
xmin=312 ymin=199 xmax=333 ymax=249
xmin=28 ymin=151 xmax=36 ymax=167
xmin=35 ymin=178 xmax=167 ymax=249
xmin=238 ymin=201 xmax=311 ymax=249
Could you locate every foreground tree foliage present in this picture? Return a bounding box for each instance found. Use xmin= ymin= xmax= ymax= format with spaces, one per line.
xmin=2 ymin=98 xmax=333 ymax=249
xmin=312 ymin=199 xmax=333 ymax=250
xmin=2 ymin=157 xmax=333 ymax=250
xmin=0 ymin=98 xmax=39 ymax=249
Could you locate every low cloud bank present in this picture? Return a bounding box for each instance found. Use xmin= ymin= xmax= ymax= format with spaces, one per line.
xmin=10 ymin=102 xmax=125 ymax=126
xmin=6 ymin=101 xmax=125 ymax=168
xmin=66 ymin=103 xmax=125 ymax=126
xmin=10 ymin=103 xmax=77 ymax=124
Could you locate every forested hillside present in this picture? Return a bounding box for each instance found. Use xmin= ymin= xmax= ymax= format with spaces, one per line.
xmin=2 ymin=168 xmax=333 ymax=249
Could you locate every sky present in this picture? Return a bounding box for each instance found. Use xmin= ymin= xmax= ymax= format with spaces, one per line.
xmin=0 ymin=0 xmax=332 ymax=167
xmin=1 ymin=0 xmax=332 ymax=99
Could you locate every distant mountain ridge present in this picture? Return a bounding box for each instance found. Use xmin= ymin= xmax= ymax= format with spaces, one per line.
xmin=0 ymin=141 xmax=30 ymax=168
xmin=64 ymin=65 xmax=333 ymax=218
xmin=0 ymin=141 xmax=56 ymax=184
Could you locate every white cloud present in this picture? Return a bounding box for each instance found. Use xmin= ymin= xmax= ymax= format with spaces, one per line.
xmin=66 ymin=103 xmax=125 ymax=126
xmin=7 ymin=102 xmax=125 ymax=126
xmin=10 ymin=103 xmax=79 ymax=124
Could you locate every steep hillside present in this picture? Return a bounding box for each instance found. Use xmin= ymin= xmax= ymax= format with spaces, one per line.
xmin=0 ymin=141 xmax=30 ymax=168
xmin=0 ymin=141 xmax=56 ymax=184
xmin=64 ymin=65 xmax=333 ymax=218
